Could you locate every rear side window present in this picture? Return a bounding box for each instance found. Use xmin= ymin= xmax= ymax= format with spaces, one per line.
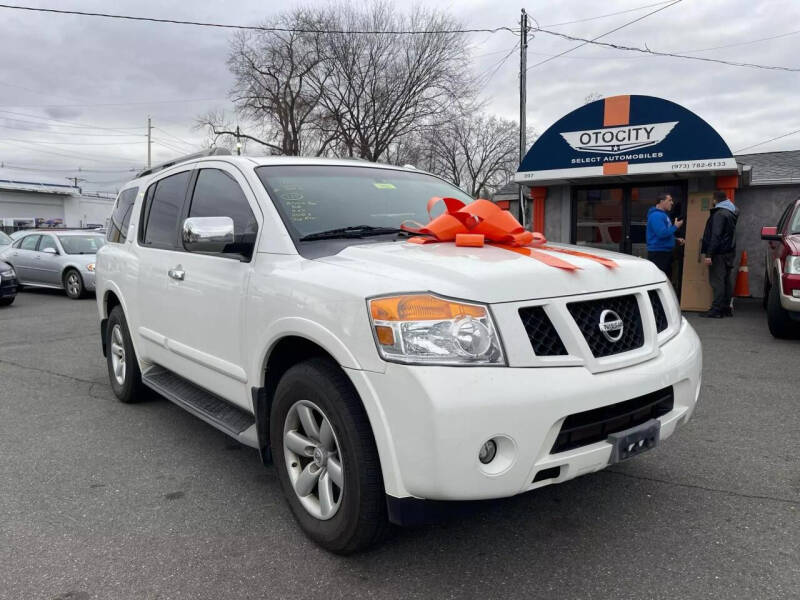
xmin=187 ymin=169 xmax=258 ymax=256
xmin=140 ymin=171 xmax=191 ymax=249
xmin=107 ymin=187 xmax=138 ymax=243
xmin=20 ymin=235 xmax=40 ymax=251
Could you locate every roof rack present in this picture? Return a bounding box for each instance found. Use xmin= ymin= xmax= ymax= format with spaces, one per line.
xmin=135 ymin=147 xmax=232 ymax=179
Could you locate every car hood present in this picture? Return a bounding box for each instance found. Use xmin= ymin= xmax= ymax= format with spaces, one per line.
xmin=315 ymin=240 xmax=665 ymax=303
xmin=786 ymin=233 xmax=800 ymax=254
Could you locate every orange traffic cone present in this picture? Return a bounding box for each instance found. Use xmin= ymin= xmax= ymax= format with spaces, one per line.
xmin=734 ymin=250 xmax=750 ymax=297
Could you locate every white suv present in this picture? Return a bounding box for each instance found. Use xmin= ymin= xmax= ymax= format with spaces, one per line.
xmin=97 ymin=150 xmax=702 ymax=553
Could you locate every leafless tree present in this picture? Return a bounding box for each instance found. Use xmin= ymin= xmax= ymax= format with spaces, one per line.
xmin=199 ymin=2 xmax=473 ymax=162
xmin=404 ymin=111 xmax=520 ymax=197
xmin=313 ymin=2 xmax=472 ymax=162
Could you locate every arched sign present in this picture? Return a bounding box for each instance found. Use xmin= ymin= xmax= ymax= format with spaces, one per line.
xmin=516 ymin=95 xmax=736 ymax=183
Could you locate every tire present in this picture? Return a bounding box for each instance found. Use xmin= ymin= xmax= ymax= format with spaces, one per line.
xmin=762 ymin=270 xmax=770 ymax=310
xmin=0 ymin=296 xmax=14 ymax=306
xmin=270 ymin=357 xmax=389 ymax=554
xmin=106 ymin=306 xmax=146 ymax=403
xmin=63 ymin=269 xmax=84 ymax=299
xmin=767 ymin=276 xmax=799 ymax=339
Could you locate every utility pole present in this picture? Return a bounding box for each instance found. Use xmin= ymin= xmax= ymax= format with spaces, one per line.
xmin=66 ymin=176 xmax=86 ymax=194
xmin=235 ymin=125 xmax=242 ymax=155
xmin=519 ymin=8 xmax=529 ymax=228
xmin=147 ymin=115 xmax=152 ymax=169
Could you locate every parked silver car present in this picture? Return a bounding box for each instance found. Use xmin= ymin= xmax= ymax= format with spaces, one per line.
xmin=0 ymin=230 xmax=105 ymax=298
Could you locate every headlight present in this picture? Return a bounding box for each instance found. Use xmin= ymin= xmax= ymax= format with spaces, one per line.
xmin=785 ymin=256 xmax=800 ymax=275
xmin=368 ymin=294 xmax=505 ymax=365
xmin=0 ymin=267 xmax=13 ymax=278
xmin=86 ymin=263 xmax=96 ymax=272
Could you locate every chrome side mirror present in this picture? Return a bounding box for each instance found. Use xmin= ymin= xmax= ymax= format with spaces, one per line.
xmin=42 ymin=247 xmax=58 ymax=255
xmin=182 ymin=217 xmax=234 ymax=254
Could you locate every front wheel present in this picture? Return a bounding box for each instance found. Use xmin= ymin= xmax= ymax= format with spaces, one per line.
xmin=270 ymin=358 xmax=389 ymax=554
xmin=767 ymin=277 xmax=799 ymax=339
xmin=0 ymin=296 xmax=14 ymax=306
xmin=63 ymin=269 xmax=84 ymax=299
xmin=106 ymin=306 xmax=146 ymax=403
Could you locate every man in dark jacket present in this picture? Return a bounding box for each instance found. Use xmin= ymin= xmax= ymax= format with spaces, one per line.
xmin=700 ymin=190 xmax=739 ymax=318
xmin=646 ymin=193 xmax=684 ymax=279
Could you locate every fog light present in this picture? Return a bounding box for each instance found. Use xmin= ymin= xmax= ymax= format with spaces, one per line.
xmin=478 ymin=439 xmax=497 ymax=464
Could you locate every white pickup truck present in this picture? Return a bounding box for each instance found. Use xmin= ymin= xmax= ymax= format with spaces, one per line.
xmin=97 ymin=150 xmax=702 ymax=553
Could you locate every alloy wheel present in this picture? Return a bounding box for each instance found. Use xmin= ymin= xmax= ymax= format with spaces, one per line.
xmin=109 ymin=324 xmax=126 ymax=386
xmin=66 ymin=272 xmax=81 ymax=298
xmin=283 ymin=400 xmax=344 ymax=520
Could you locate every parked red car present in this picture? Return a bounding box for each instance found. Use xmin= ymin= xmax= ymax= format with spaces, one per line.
xmin=761 ymin=197 xmax=800 ymax=338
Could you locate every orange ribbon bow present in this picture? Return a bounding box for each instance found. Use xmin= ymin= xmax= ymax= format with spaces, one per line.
xmin=401 ymin=197 xmax=617 ymax=271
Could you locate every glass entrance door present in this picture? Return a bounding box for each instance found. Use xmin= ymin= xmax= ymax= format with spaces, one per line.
xmin=573 ymin=181 xmax=687 ymax=294
xmin=574 ymin=188 xmax=624 ymax=253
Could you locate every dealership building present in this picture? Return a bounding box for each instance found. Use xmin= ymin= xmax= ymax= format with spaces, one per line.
xmin=504 ymin=95 xmax=800 ymax=309
xmin=0 ymin=174 xmax=114 ymax=233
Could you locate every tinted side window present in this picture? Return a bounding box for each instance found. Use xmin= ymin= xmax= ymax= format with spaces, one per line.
xmin=108 ymin=187 xmax=138 ymax=243
xmin=777 ymin=202 xmax=794 ymax=232
xmin=142 ymin=172 xmax=190 ymax=249
xmin=39 ymin=235 xmax=58 ymax=253
xmin=20 ymin=235 xmax=40 ymax=251
xmin=188 ymin=169 xmax=258 ymax=256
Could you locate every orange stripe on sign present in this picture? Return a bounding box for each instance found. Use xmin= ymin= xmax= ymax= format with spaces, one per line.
xmin=603 ymin=95 xmax=630 ymax=127
xmin=603 ymin=161 xmax=628 ymax=175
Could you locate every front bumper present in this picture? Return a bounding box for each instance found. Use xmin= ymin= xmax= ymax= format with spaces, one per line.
xmin=0 ymin=274 xmax=18 ymax=298
xmin=82 ymin=270 xmax=96 ymax=292
xmin=349 ymin=318 xmax=702 ymax=501
xmin=779 ymin=273 xmax=800 ymax=312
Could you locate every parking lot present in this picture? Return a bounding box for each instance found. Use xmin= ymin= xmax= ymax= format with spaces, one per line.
xmin=1 ymin=289 xmax=798 ymax=600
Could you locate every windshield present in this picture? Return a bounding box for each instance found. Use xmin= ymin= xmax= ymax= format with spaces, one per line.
xmin=791 ymin=206 xmax=800 ymax=234
xmin=255 ymin=165 xmax=473 ymax=239
xmin=58 ymin=235 xmax=106 ymax=255
xmin=0 ymin=231 xmax=10 ymax=246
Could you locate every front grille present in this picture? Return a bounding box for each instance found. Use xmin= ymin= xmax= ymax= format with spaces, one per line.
xmin=551 ymin=386 xmax=674 ymax=453
xmin=519 ymin=306 xmax=568 ymax=356
xmin=567 ymin=294 xmax=644 ymax=357
xmin=649 ymin=290 xmax=668 ymax=333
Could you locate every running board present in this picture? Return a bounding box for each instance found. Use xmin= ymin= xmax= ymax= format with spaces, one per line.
xmin=142 ymin=366 xmax=259 ymax=448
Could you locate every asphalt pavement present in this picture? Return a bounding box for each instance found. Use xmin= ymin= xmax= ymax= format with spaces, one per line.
xmin=0 ymin=289 xmax=798 ymax=600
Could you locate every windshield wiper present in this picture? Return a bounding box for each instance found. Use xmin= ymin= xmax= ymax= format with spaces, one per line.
xmin=299 ymin=225 xmax=407 ymax=241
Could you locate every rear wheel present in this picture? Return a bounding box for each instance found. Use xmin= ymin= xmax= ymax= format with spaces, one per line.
xmin=0 ymin=296 xmax=14 ymax=306
xmin=106 ymin=306 xmax=146 ymax=403
xmin=64 ymin=269 xmax=84 ymax=299
xmin=767 ymin=277 xmax=799 ymax=339
xmin=270 ymin=358 xmax=389 ymax=554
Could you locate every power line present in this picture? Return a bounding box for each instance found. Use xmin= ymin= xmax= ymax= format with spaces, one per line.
xmin=0 ymin=97 xmax=227 ymax=109
xmin=4 ymin=139 xmax=142 ymax=164
xmin=0 ymin=137 xmax=146 ymax=146
xmin=543 ymin=1 xmax=675 ymax=27
xmin=0 ymin=162 xmax=139 ymax=173
xmin=734 ymin=128 xmax=800 ymax=153
xmin=153 ymin=126 xmax=197 ymax=148
xmin=476 ymin=41 xmax=520 ymax=86
xmin=526 ymin=28 xmax=800 ymax=61
xmin=528 ymin=0 xmax=683 ymax=70
xmin=530 ymin=25 xmax=800 ymax=72
xmin=0 ymin=109 xmax=143 ymax=133
xmin=0 ymin=4 xmax=515 ymax=35
xmin=0 ymin=121 xmax=145 ymax=137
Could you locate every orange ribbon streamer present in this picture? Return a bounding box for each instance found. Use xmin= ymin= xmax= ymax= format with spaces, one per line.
xmin=401 ymin=197 xmax=617 ymax=271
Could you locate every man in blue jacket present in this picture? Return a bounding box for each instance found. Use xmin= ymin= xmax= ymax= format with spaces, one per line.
xmin=646 ymin=193 xmax=684 ymax=280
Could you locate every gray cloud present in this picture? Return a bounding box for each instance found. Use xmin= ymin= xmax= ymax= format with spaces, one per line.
xmin=0 ymin=0 xmax=797 ymax=192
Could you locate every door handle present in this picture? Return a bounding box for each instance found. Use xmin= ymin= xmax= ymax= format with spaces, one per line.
xmin=168 ymin=267 xmax=185 ymax=281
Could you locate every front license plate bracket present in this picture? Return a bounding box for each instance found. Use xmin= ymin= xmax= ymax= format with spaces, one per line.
xmin=607 ymin=418 xmax=661 ymax=464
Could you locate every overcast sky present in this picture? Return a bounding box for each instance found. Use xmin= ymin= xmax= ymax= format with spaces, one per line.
xmin=0 ymin=0 xmax=798 ymax=193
